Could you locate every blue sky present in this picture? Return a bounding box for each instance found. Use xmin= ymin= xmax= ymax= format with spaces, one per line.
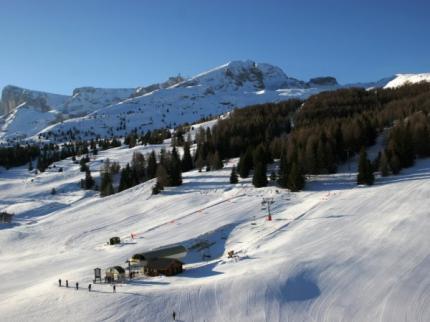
xmin=0 ymin=0 xmax=429 ymax=94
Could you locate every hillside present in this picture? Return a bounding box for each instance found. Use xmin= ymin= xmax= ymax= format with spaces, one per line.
xmin=0 ymin=139 xmax=429 ymax=321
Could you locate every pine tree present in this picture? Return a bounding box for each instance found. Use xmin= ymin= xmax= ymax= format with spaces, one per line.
xmin=83 ymin=169 xmax=95 ymax=189
xmin=304 ymin=137 xmax=318 ymax=174
xmin=230 ymin=166 xmax=239 ymax=184
xmin=389 ymin=153 xmax=401 ymax=175
xmin=155 ymin=164 xmax=169 ymax=189
xmin=238 ymin=149 xmax=253 ymax=178
xmin=100 ymin=171 xmax=114 ymax=197
xmin=181 ymin=142 xmax=194 ymax=172
xmin=252 ymin=162 xmax=268 ymax=188
xmin=152 ymin=180 xmax=163 ymax=195
xmin=36 ymin=157 xmax=45 ymax=172
xmin=118 ymin=164 xmax=132 ymax=192
xmin=379 ymin=151 xmax=390 ymax=176
xmin=210 ymin=151 xmax=223 ymax=170
xmin=195 ymin=154 xmax=205 ymax=172
xmin=131 ymin=151 xmax=145 ymax=181
xmin=357 ymin=147 xmax=374 ymax=185
xmin=287 ymin=161 xmax=305 ymax=191
xmin=278 ymin=148 xmax=289 ymax=188
xmin=169 ymin=147 xmax=183 ymax=186
xmin=147 ymin=151 xmax=157 ymax=179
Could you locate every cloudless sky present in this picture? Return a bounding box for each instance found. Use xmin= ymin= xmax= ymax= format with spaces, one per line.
xmin=0 ymin=0 xmax=429 ymax=94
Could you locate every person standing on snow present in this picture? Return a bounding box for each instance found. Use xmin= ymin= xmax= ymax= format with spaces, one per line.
xmin=76 ymin=282 xmax=79 ymax=290
xmin=172 ymin=311 xmax=176 ymax=320
xmin=113 ymin=284 xmax=116 ymax=293
xmin=58 ymin=279 xmax=62 ymax=287
xmin=88 ymin=284 xmax=92 ymax=292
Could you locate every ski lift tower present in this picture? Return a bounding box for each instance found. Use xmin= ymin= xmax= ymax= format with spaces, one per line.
xmin=262 ymin=198 xmax=274 ymax=221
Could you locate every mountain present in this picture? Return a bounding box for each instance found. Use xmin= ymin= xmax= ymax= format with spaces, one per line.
xmin=0 ymin=85 xmax=136 ymax=141
xmin=383 ymin=73 xmax=430 ymax=88
xmin=39 ymin=60 xmax=333 ymax=142
xmin=0 ymin=85 xmax=69 ymax=115
xmin=1 ymin=61 xmax=429 ymax=143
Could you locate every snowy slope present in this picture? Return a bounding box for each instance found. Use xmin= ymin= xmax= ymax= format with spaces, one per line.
xmin=0 ymin=85 xmax=136 ymax=142
xmin=0 ymin=141 xmax=429 ymax=321
xmin=383 ymin=73 xmax=430 ymax=88
xmin=60 ymin=87 xmax=136 ymax=116
xmin=0 ymin=103 xmax=59 ymax=141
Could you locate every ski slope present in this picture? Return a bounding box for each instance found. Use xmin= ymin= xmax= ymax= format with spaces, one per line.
xmin=0 ymin=143 xmax=429 ymax=321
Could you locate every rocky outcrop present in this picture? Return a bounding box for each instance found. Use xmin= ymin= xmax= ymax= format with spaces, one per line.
xmin=0 ymin=85 xmax=68 ymax=115
xmin=307 ymin=77 xmax=338 ymax=87
xmin=132 ymin=76 xmax=185 ymax=98
xmin=177 ymin=60 xmax=306 ymax=91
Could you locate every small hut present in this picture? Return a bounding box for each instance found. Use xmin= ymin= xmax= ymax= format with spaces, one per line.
xmin=145 ymin=259 xmax=183 ymax=277
xmin=0 ymin=212 xmax=14 ymax=224
xmin=94 ymin=268 xmax=102 ymax=283
xmin=105 ymin=266 xmax=125 ymax=283
xmin=109 ymin=237 xmax=121 ymax=245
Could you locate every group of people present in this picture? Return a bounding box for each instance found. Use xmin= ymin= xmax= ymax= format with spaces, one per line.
xmin=59 ymin=278 xmax=177 ymax=320
xmin=58 ymin=278 xmax=116 ymax=293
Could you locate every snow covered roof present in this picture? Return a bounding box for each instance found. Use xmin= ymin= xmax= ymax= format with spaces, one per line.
xmin=132 ymin=245 xmax=187 ymax=261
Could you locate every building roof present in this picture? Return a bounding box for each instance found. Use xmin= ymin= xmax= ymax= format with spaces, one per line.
xmin=132 ymin=245 xmax=187 ymax=261
xmin=146 ymin=258 xmax=182 ymax=270
xmin=106 ymin=266 xmax=125 ymax=274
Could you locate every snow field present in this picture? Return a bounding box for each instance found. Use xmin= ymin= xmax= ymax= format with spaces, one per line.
xmin=0 ymin=142 xmax=429 ymax=321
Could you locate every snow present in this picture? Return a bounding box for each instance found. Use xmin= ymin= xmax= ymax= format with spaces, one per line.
xmin=0 ymin=103 xmax=58 ymax=140
xmin=60 ymin=87 xmax=136 ymax=116
xmin=383 ymin=73 xmax=430 ymax=88
xmin=0 ymin=139 xmax=429 ymax=321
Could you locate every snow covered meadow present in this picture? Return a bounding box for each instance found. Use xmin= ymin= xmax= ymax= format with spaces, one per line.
xmin=0 ymin=138 xmax=429 ymax=321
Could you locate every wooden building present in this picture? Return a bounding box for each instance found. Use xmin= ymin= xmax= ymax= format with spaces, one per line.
xmin=130 ymin=245 xmax=187 ymax=266
xmin=109 ymin=237 xmax=121 ymax=245
xmin=144 ymin=258 xmax=183 ymax=277
xmin=0 ymin=212 xmax=14 ymax=224
xmin=105 ymin=266 xmax=126 ymax=282
xmin=130 ymin=245 xmax=187 ymax=277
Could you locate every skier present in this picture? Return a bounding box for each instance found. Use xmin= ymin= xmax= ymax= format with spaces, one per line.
xmin=76 ymin=282 xmax=79 ymax=290
xmin=88 ymin=284 xmax=92 ymax=292
xmin=113 ymin=284 xmax=116 ymax=293
xmin=58 ymin=279 xmax=62 ymax=287
xmin=66 ymin=280 xmax=69 ymax=288
xmin=172 ymin=311 xmax=176 ymax=320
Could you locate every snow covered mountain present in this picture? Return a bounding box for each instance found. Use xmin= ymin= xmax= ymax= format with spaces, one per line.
xmin=383 ymin=73 xmax=430 ymax=88
xmin=1 ymin=61 xmax=429 ymax=143
xmin=0 ymin=85 xmax=136 ymax=141
xmin=33 ymin=60 xmax=343 ymax=142
xmin=0 ymin=60 xmax=340 ymax=142
xmin=0 ymin=85 xmax=69 ymax=115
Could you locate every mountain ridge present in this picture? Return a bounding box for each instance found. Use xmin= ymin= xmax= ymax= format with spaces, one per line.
xmin=1 ymin=60 xmax=429 ymax=143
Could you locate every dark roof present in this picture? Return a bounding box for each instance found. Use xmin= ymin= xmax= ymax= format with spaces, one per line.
xmin=106 ymin=266 xmax=125 ymax=274
xmin=132 ymin=245 xmax=187 ymax=261
xmin=146 ymin=258 xmax=182 ymax=270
